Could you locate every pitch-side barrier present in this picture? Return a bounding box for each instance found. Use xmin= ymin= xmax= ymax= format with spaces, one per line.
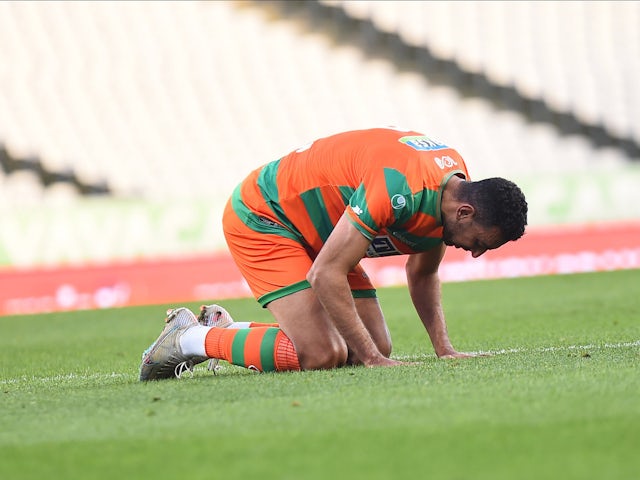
xmin=1 ymin=222 xmax=639 ymax=316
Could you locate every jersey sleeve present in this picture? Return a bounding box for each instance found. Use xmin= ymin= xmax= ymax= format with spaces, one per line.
xmin=345 ymin=166 xmax=416 ymax=241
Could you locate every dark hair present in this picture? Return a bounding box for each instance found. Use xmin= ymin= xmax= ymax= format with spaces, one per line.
xmin=457 ymin=177 xmax=528 ymax=241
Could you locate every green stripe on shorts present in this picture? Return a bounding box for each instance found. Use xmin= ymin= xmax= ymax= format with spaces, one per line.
xmin=258 ymin=280 xmax=311 ymax=307
xmin=258 ymin=281 xmax=377 ymax=307
xmin=352 ymin=289 xmax=377 ymax=299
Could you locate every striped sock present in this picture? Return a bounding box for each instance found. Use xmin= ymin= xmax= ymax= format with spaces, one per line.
xmin=204 ymin=327 xmax=301 ymax=372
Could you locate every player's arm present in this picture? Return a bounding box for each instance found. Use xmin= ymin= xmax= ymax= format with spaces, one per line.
xmin=405 ymin=244 xmax=473 ymax=358
xmin=307 ymin=212 xmax=404 ymax=367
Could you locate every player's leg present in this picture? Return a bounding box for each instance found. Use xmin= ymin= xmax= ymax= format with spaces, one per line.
xmin=266 ymin=288 xmax=348 ymax=370
xmin=354 ymin=297 xmax=392 ymax=358
xmin=222 ymin=214 xmax=348 ymax=370
xmin=197 ymin=290 xmax=369 ymax=372
xmin=195 ymin=303 xmax=279 ymax=372
xmin=139 ymin=305 xmax=302 ymax=381
xmin=138 ymin=201 xmax=303 ymax=380
xmin=347 ymin=264 xmax=392 ymax=362
xmin=268 ymin=265 xmax=389 ymax=369
xmin=185 ymin=203 xmax=309 ymax=373
xmin=177 ymin=285 xmax=349 ymax=374
xmin=139 ymin=202 xmax=384 ymax=380
xmin=139 ymin=279 xmax=386 ymax=379
xmin=221 ymin=193 xmax=393 ymax=367
xmin=219 ymin=200 xmax=349 ymax=371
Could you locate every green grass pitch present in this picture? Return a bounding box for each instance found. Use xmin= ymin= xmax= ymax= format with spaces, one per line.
xmin=1 ymin=269 xmax=638 ymax=480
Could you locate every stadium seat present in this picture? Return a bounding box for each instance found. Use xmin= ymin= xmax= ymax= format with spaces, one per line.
xmin=0 ymin=0 xmax=637 ymax=210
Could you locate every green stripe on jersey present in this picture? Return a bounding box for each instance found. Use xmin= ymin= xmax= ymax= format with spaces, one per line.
xmin=339 ymin=186 xmax=355 ymax=205
xmin=418 ymin=187 xmax=440 ymax=219
xmin=256 ymin=159 xmax=281 ymax=205
xmin=383 ymin=168 xmax=414 ymax=224
xmin=230 ymin=185 xmax=301 ymax=242
xmin=349 ymin=183 xmax=376 ymax=236
xmin=300 ymin=188 xmax=334 ymax=242
xmin=255 ymin=160 xmax=300 ymax=235
xmin=385 ymin=186 xmax=442 ymax=250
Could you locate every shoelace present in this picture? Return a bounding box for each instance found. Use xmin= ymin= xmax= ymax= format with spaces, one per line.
xmin=207 ymin=359 xmax=221 ymax=373
xmin=175 ymin=361 xmax=260 ymax=378
xmin=174 ymin=361 xmax=195 ymax=379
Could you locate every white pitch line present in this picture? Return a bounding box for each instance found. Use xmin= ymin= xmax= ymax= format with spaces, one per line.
xmin=1 ymin=341 xmax=638 ymax=385
xmin=477 ymin=339 xmax=640 ymax=356
xmin=0 ymin=371 xmax=133 ymax=386
xmin=394 ymin=340 xmax=640 ymax=361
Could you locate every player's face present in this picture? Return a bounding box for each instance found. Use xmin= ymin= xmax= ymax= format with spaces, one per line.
xmin=442 ymin=216 xmax=504 ymax=258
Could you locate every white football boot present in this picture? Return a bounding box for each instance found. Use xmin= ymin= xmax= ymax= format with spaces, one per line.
xmin=197 ymin=304 xmax=236 ymax=371
xmin=139 ymin=307 xmax=207 ymax=381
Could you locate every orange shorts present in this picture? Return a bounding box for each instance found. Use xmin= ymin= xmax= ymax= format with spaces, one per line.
xmin=222 ymin=199 xmax=376 ymax=307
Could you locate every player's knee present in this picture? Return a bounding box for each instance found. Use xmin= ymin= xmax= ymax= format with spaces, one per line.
xmin=299 ymin=341 xmax=348 ymax=370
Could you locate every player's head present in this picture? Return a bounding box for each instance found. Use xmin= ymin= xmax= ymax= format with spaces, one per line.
xmin=461 ymin=177 xmax=528 ymax=241
xmin=442 ymin=177 xmax=528 ymax=257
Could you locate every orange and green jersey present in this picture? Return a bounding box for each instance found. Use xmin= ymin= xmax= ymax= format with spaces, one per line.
xmin=230 ymin=127 xmax=469 ymax=258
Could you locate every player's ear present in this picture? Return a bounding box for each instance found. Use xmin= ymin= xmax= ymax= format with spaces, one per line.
xmin=456 ymin=204 xmax=476 ymax=221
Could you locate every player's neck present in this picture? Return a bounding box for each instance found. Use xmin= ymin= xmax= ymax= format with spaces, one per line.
xmin=441 ymin=175 xmax=463 ymax=218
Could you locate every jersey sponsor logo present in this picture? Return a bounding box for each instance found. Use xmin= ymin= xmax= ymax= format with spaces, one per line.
xmin=365 ymin=236 xmax=402 ymax=257
xmin=398 ymin=135 xmax=448 ymax=151
xmin=434 ymin=155 xmax=458 ymax=169
xmin=391 ymin=194 xmax=406 ymax=210
xmin=387 ymin=229 xmax=418 ymax=248
xmin=257 ymin=216 xmax=285 ymax=229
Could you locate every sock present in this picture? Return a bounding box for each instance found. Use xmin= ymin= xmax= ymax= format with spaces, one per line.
xmin=179 ymin=323 xmax=283 ymax=358
xmin=179 ymin=325 xmax=209 ymax=357
xmin=229 ymin=322 xmax=279 ymax=329
xmin=205 ymin=327 xmax=301 ymax=372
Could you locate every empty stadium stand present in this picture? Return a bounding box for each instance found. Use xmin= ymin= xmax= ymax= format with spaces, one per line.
xmin=0 ymin=0 xmax=637 ymax=205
